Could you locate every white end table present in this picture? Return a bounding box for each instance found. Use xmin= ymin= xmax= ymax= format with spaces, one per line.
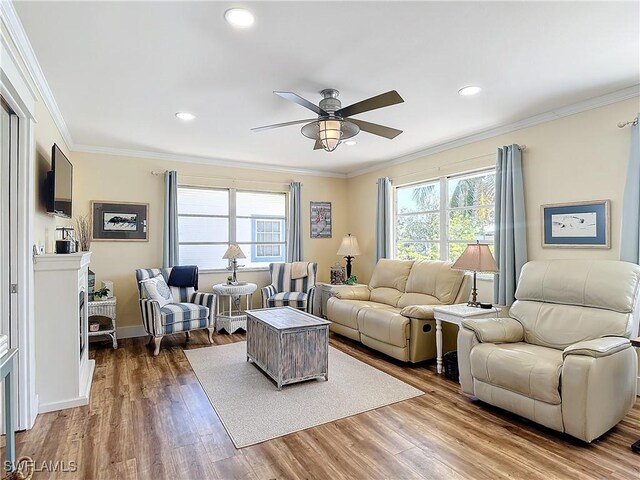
xmin=87 ymin=296 xmax=117 ymax=349
xmin=433 ymin=304 xmax=503 ymax=375
xmin=212 ymin=283 xmax=257 ymax=334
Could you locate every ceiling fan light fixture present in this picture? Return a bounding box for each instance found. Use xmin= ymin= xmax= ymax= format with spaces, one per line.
xmin=301 ymin=119 xmax=359 ymax=152
xmin=318 ymin=119 xmax=342 ymax=152
xmin=224 ymin=8 xmax=255 ymax=28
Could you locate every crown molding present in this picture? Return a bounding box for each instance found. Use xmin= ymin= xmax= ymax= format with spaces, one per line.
xmin=72 ymin=144 xmax=348 ymax=179
xmin=346 ymin=84 xmax=640 ymax=178
xmin=0 ymin=0 xmax=74 ymax=149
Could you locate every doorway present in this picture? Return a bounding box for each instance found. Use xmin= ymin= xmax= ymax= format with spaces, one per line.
xmin=1 ymin=97 xmax=20 ymax=432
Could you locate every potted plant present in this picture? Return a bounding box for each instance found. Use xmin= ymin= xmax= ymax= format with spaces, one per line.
xmin=94 ymin=286 xmax=110 ymax=300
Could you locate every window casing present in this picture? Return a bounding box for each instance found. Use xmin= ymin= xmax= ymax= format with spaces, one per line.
xmin=177 ymin=187 xmax=287 ymax=270
xmin=394 ymin=169 xmax=495 ymax=263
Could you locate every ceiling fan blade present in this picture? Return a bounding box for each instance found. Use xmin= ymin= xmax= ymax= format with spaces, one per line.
xmin=336 ymin=90 xmax=404 ymax=118
xmin=251 ymin=118 xmax=316 ymax=132
xmin=274 ymin=91 xmax=329 ymax=116
xmin=349 ymin=118 xmax=403 ymax=139
xmin=313 ymin=140 xmax=323 ymax=150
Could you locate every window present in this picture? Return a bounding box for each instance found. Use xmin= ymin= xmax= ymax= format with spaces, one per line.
xmin=178 ymin=187 xmax=287 ymax=270
xmin=395 ymin=169 xmax=495 ymax=262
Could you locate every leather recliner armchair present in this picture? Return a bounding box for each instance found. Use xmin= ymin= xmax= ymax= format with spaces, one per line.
xmin=458 ymin=260 xmax=640 ymax=442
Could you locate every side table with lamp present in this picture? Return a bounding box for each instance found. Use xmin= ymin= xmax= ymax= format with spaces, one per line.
xmin=432 ymin=241 xmax=502 ymax=376
xmin=215 ymin=244 xmax=256 ymax=333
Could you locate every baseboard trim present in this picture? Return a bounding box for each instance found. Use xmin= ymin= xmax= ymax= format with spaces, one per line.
xmin=117 ymin=325 xmax=148 ymax=339
xmin=38 ymin=360 xmax=94 ymax=414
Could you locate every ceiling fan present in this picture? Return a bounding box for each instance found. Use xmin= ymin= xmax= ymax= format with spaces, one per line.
xmin=252 ymin=89 xmax=404 ymax=152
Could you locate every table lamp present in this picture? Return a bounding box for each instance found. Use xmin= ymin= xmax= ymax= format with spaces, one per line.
xmin=336 ymin=233 xmax=361 ymax=278
xmin=222 ymin=244 xmax=246 ymax=283
xmin=451 ymin=240 xmax=499 ymax=307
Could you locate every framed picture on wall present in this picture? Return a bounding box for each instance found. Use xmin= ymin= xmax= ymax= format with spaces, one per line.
xmin=91 ymin=201 xmax=148 ymax=241
xmin=541 ymin=200 xmax=610 ymax=248
xmin=310 ymin=201 xmax=332 ymax=238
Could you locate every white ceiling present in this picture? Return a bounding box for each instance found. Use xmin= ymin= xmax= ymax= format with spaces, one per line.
xmin=14 ymin=1 xmax=640 ymax=175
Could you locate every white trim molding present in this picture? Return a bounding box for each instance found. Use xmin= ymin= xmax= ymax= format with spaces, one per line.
xmin=72 ymin=144 xmax=348 ymax=179
xmin=0 ymin=0 xmax=73 ymax=149
xmin=0 ymin=13 xmax=39 ymax=429
xmin=116 ymin=324 xmax=148 ymax=340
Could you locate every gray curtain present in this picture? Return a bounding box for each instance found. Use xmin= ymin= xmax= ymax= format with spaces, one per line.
xmin=494 ymin=145 xmax=527 ymax=306
xmin=620 ymin=115 xmax=640 ymax=263
xmin=375 ymin=177 xmax=392 ymax=262
xmin=162 ymin=170 xmax=179 ymax=268
xmin=287 ymin=181 xmax=302 ymax=262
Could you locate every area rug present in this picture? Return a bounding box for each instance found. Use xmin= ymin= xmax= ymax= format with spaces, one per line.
xmin=184 ymin=342 xmax=423 ymax=448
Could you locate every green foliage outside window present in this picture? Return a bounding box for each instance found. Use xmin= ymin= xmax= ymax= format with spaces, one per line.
xmin=396 ymin=171 xmax=495 ymax=262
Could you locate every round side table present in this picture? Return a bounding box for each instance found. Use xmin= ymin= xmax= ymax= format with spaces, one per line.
xmin=212 ymin=283 xmax=257 ymax=334
xmin=87 ymin=296 xmax=118 ymax=349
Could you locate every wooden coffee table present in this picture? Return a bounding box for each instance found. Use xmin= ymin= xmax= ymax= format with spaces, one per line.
xmin=246 ymin=307 xmax=330 ymax=390
xmin=631 ymin=336 xmax=640 ymax=453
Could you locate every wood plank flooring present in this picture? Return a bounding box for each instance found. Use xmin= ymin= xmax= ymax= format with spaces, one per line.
xmin=3 ymin=331 xmax=640 ymax=479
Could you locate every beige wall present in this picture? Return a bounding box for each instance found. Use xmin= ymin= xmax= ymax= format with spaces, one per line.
xmin=72 ymin=152 xmax=348 ymax=329
xmin=1 ymin=20 xmax=71 ymax=254
xmin=347 ymin=98 xmax=639 ymax=285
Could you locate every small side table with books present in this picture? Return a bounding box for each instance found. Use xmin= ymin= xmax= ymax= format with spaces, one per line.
xmin=87 ymin=297 xmax=118 ymax=349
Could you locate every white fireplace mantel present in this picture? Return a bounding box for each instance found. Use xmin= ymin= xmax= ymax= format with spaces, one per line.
xmin=33 ymin=252 xmax=94 ymax=413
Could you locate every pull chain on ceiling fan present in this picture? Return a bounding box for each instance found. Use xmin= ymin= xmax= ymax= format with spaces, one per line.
xmin=252 ymin=88 xmax=404 ymax=152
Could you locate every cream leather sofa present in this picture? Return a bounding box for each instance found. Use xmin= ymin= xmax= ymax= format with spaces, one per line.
xmin=326 ymin=259 xmax=471 ymax=363
xmin=458 ymin=260 xmax=640 ymax=442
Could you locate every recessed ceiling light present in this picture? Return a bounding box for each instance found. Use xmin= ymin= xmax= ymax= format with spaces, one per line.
xmin=175 ymin=112 xmax=196 ymax=121
xmin=344 ymin=140 xmax=357 ymax=146
xmin=458 ymin=86 xmax=482 ymax=96
xmin=224 ymin=8 xmax=255 ymax=28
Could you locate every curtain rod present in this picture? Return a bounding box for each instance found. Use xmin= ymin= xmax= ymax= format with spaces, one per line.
xmin=380 ymin=144 xmax=527 ymax=184
xmin=150 ymin=170 xmax=296 ymax=186
xmin=618 ymin=116 xmax=638 ymax=128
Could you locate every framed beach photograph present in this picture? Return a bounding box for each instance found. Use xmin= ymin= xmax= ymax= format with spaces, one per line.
xmin=310 ymin=201 xmax=332 ymax=238
xmin=91 ymin=201 xmax=148 ymax=241
xmin=541 ymin=200 xmax=610 ymax=248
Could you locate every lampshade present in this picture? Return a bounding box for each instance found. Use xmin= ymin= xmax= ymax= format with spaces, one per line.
xmin=452 ymin=241 xmax=498 ymax=273
xmin=337 ymin=234 xmax=361 ymax=257
xmin=301 ymin=119 xmax=359 ymax=152
xmin=222 ymin=244 xmax=246 ymax=260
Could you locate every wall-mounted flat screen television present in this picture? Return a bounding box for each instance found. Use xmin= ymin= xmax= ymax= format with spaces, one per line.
xmin=45 ymin=144 xmax=73 ymax=218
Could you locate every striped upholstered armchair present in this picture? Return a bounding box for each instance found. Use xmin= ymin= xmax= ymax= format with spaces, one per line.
xmin=135 ymin=267 xmax=216 ymax=355
xmin=261 ymin=262 xmax=318 ymax=312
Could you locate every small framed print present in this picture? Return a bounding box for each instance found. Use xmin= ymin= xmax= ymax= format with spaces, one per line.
xmin=91 ymin=201 xmax=148 ymax=241
xmin=541 ymin=200 xmax=610 ymax=248
xmin=310 ymin=201 xmax=332 ymax=238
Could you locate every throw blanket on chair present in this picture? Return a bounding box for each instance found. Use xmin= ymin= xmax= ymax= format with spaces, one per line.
xmin=168 ymin=265 xmax=199 ymax=289
xmin=291 ymin=262 xmax=309 ymax=280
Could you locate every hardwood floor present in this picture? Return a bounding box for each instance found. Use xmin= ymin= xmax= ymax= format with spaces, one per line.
xmin=3 ymin=331 xmax=640 ymax=479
